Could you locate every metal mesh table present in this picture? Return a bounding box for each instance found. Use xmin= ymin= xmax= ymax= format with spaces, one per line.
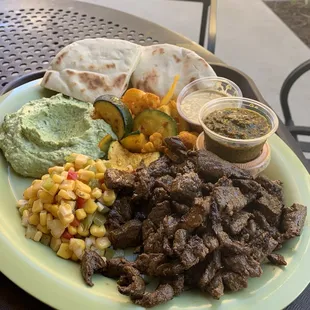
xmin=0 ymin=0 xmax=309 ymax=309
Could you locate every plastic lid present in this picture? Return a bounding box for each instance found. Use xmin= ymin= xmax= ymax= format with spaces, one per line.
xmin=195 ymin=132 xmax=271 ymax=177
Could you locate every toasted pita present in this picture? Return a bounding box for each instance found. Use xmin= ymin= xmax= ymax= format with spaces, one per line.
xmin=131 ymin=44 xmax=216 ymax=98
xmin=41 ymin=39 xmax=142 ymax=103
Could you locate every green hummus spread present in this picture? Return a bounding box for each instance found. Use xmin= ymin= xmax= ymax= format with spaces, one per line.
xmin=0 ymin=94 xmax=116 ymax=178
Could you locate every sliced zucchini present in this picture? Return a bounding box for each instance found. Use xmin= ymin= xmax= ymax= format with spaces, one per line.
xmin=133 ymin=109 xmax=178 ymax=138
xmin=94 ymin=95 xmax=133 ymax=139
xmin=120 ymin=132 xmax=148 ymax=153
xmin=98 ymin=134 xmax=115 ymax=154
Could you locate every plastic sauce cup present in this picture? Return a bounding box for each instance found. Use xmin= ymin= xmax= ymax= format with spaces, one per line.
xmin=198 ymin=97 xmax=279 ymax=163
xmin=177 ymin=77 xmax=242 ymax=131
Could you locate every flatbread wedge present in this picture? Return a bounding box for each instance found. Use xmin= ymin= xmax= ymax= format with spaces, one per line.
xmin=131 ymin=44 xmax=216 ymax=98
xmin=41 ymin=38 xmax=142 ymax=103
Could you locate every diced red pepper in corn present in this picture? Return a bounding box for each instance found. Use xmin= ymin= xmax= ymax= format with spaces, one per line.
xmin=71 ymin=218 xmax=80 ymax=227
xmin=76 ymin=197 xmax=86 ymax=209
xmin=62 ymin=230 xmax=73 ymax=240
xmin=67 ymin=171 xmax=78 ymax=180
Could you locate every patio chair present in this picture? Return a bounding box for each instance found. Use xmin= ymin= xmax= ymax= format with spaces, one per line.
xmin=280 ymin=59 xmax=310 ymax=159
xmin=172 ymin=0 xmax=217 ymax=52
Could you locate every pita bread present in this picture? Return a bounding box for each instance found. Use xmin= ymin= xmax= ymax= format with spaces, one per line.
xmin=131 ymin=44 xmax=216 ymax=98
xmin=41 ymin=39 xmax=142 ymax=103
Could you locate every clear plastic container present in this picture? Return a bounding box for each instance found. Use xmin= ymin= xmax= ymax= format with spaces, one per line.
xmin=177 ymin=77 xmax=242 ymax=130
xmin=198 ymin=97 xmax=279 ymax=163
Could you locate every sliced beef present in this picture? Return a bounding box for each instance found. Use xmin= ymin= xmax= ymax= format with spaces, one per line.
xmin=147 ymin=155 xmax=172 ymax=177
xmin=214 ymin=176 xmax=233 ymax=187
xmin=171 ymin=201 xmax=189 ymax=215
xmin=267 ymin=253 xmax=287 ymax=266
xmin=202 ymin=234 xmax=220 ymax=253
xmin=143 ymin=224 xmax=165 ymax=253
xmin=171 ymin=159 xmax=196 ymax=175
xmin=109 ymin=219 xmax=142 ymax=249
xmin=81 ymin=250 xmax=107 ymax=287
xmin=150 ymin=187 xmax=170 ymax=205
xmin=256 ymin=175 xmax=284 ymax=202
xmin=195 ymin=149 xmax=252 ymax=182
xmin=232 ymin=179 xmax=263 ymax=202
xmin=223 ymin=211 xmax=252 ymax=235
xmin=134 ymin=283 xmax=174 ymax=308
xmin=213 ymin=186 xmax=247 ymax=215
xmin=170 ymin=171 xmax=202 ymax=203
xmin=164 ymin=137 xmax=188 ymax=163
xmin=281 ymin=203 xmax=307 ymax=239
xmin=102 ymin=257 xmax=131 ymax=278
xmin=135 ymin=253 xmax=166 ymax=276
xmin=133 ymin=166 xmax=154 ymax=201
xmin=180 ymin=235 xmax=209 ymax=269
xmin=249 ymin=231 xmax=278 ymax=262
xmin=161 ymin=275 xmax=185 ymax=296
xmin=106 ymin=196 xmax=133 ymax=230
xmin=173 ymin=229 xmax=188 ymax=256
xmin=154 ymin=175 xmax=174 ymax=191
xmin=148 ymin=200 xmax=171 ymax=226
xmin=117 ymin=265 xmax=145 ymax=299
xmin=201 ymin=182 xmax=214 ymax=196
xmin=104 ymin=168 xmax=135 ymax=191
xmin=156 ymin=261 xmax=185 ymax=277
xmin=254 ymin=190 xmax=283 ymax=226
xmin=223 ymin=254 xmax=262 ymax=278
xmin=206 ymin=273 xmax=224 ymax=299
xmin=163 ymin=215 xmax=179 ymax=239
xmin=142 ymin=219 xmax=156 ymax=241
xmin=179 ymin=197 xmax=210 ymax=231
xmin=199 ymin=250 xmax=222 ymax=291
xmin=222 ymin=271 xmax=248 ymax=292
xmin=163 ymin=236 xmax=174 ymax=256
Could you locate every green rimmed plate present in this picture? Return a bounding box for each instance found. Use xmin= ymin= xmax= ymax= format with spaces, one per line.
xmin=0 ymin=80 xmax=309 ymax=310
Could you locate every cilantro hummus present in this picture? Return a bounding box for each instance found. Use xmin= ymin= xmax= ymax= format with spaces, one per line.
xmin=0 ymin=94 xmax=116 ymax=178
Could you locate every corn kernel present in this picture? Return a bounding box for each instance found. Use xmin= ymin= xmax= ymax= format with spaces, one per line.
xmin=32 ymin=199 xmax=43 ymax=213
xmin=23 ymin=186 xmax=35 ymax=200
xmin=47 ymin=183 xmax=59 ymax=196
xmin=76 ymin=208 xmax=87 ymax=221
xmin=95 ymin=173 xmax=105 ymax=180
xmin=59 ymin=180 xmax=75 ymax=191
xmin=37 ymin=224 xmax=49 ymax=234
xmin=84 ymin=199 xmax=98 ymax=214
xmin=50 ymin=237 xmax=61 ymax=252
xmin=78 ymin=169 xmax=95 ymax=182
xmin=90 ymin=224 xmax=106 ymax=237
xmin=61 ymin=171 xmax=69 ymax=179
xmin=69 ymin=238 xmax=86 ymax=259
xmin=95 ymin=237 xmax=111 ymax=250
xmin=50 ymin=204 xmax=59 ymax=218
xmin=68 ymin=225 xmax=77 ymax=235
xmin=39 ymin=211 xmax=47 ymax=226
xmin=28 ymin=197 xmax=36 ymax=206
xmin=58 ymin=189 xmax=72 ymax=200
xmin=52 ymin=174 xmax=65 ymax=184
xmin=46 ymin=213 xmax=53 ymax=226
xmin=102 ymin=189 xmax=116 ymax=206
xmin=48 ymin=166 xmax=64 ymax=175
xmin=29 ymin=213 xmax=40 ymax=226
xmin=101 ymin=183 xmax=108 ymax=191
xmin=77 ymin=224 xmax=89 ymax=237
xmin=67 ymin=200 xmax=76 ymax=210
xmin=22 ymin=209 xmax=29 ymax=218
xmin=43 ymin=203 xmax=52 ymax=212
xmin=61 ymin=237 xmax=70 ymax=243
xmin=64 ymin=162 xmax=74 ymax=171
xmin=57 ymin=243 xmax=73 ymax=259
xmin=71 ymin=253 xmax=79 ymax=261
xmin=91 ymin=188 xmax=102 ymax=199
xmin=76 ymin=189 xmax=91 ymax=200
xmin=32 ymin=180 xmax=43 ymax=193
xmin=75 ymin=154 xmax=88 ymax=170
xmin=33 ymin=231 xmax=43 ymax=242
xmin=75 ymin=180 xmax=91 ymax=194
xmin=40 ymin=174 xmax=49 ymax=180
xmin=57 ymin=203 xmax=74 ymax=226
xmin=95 ymin=160 xmax=107 ymax=173
xmin=37 ymin=190 xmax=54 ymax=204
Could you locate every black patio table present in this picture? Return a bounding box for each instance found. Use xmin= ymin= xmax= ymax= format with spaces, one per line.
xmin=0 ymin=0 xmax=309 ymax=309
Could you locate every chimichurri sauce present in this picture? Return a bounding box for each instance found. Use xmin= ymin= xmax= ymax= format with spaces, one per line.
xmin=204 ymin=108 xmax=271 ymax=139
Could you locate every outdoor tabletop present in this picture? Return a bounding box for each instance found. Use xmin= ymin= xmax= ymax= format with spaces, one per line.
xmin=0 ymin=1 xmax=309 ymax=309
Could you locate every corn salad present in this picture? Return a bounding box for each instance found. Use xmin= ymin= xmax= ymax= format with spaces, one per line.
xmin=17 ymin=153 xmax=115 ymax=261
